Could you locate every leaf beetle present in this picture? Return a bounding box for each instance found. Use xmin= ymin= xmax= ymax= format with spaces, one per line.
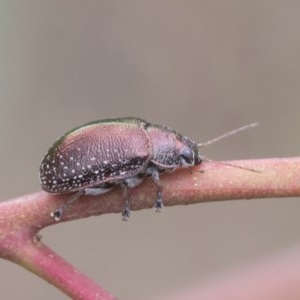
xmin=39 ymin=117 xmax=257 ymax=221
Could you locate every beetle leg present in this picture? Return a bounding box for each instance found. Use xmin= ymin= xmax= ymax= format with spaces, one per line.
xmin=84 ymin=186 xmax=113 ymax=195
xmin=51 ymin=189 xmax=85 ymax=221
xmin=147 ymin=167 xmax=163 ymax=211
xmin=51 ymin=186 xmax=113 ymax=221
xmin=121 ymin=183 xmax=131 ymax=221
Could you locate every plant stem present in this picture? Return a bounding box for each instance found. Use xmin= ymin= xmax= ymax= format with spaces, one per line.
xmin=0 ymin=157 xmax=299 ymax=298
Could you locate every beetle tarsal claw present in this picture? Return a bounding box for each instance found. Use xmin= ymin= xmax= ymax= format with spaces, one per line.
xmin=122 ymin=207 xmax=131 ymax=221
xmin=154 ymin=199 xmax=164 ymax=212
xmin=50 ymin=208 xmax=63 ymax=221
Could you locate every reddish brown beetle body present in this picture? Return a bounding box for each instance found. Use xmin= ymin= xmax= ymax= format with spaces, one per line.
xmin=40 ymin=117 xmax=201 ymax=220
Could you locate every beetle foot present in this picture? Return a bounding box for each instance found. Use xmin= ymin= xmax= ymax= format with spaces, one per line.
xmin=154 ymin=199 xmax=164 ymax=212
xmin=122 ymin=207 xmax=131 ymax=221
xmin=121 ymin=185 xmax=131 ymax=221
xmin=50 ymin=208 xmax=64 ymax=221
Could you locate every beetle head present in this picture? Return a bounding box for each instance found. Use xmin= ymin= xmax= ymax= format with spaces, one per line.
xmin=180 ymin=136 xmax=202 ymax=166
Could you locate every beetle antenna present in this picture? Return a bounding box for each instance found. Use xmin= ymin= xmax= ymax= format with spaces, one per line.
xmin=201 ymin=156 xmax=261 ymax=173
xmin=197 ymin=122 xmax=258 ymax=148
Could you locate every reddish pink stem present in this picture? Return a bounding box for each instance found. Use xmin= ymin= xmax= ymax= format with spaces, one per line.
xmin=0 ymin=157 xmax=299 ymax=298
xmin=22 ymin=241 xmax=114 ymax=300
xmin=0 ymin=217 xmax=115 ymax=299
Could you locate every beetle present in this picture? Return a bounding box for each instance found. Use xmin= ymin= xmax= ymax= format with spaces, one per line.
xmin=39 ymin=117 xmax=257 ymax=221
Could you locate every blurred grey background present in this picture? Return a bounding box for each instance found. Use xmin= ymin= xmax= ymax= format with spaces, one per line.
xmin=1 ymin=1 xmax=300 ymax=299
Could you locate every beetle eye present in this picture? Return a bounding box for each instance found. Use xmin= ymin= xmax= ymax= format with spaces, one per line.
xmin=180 ymin=148 xmax=195 ymax=166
